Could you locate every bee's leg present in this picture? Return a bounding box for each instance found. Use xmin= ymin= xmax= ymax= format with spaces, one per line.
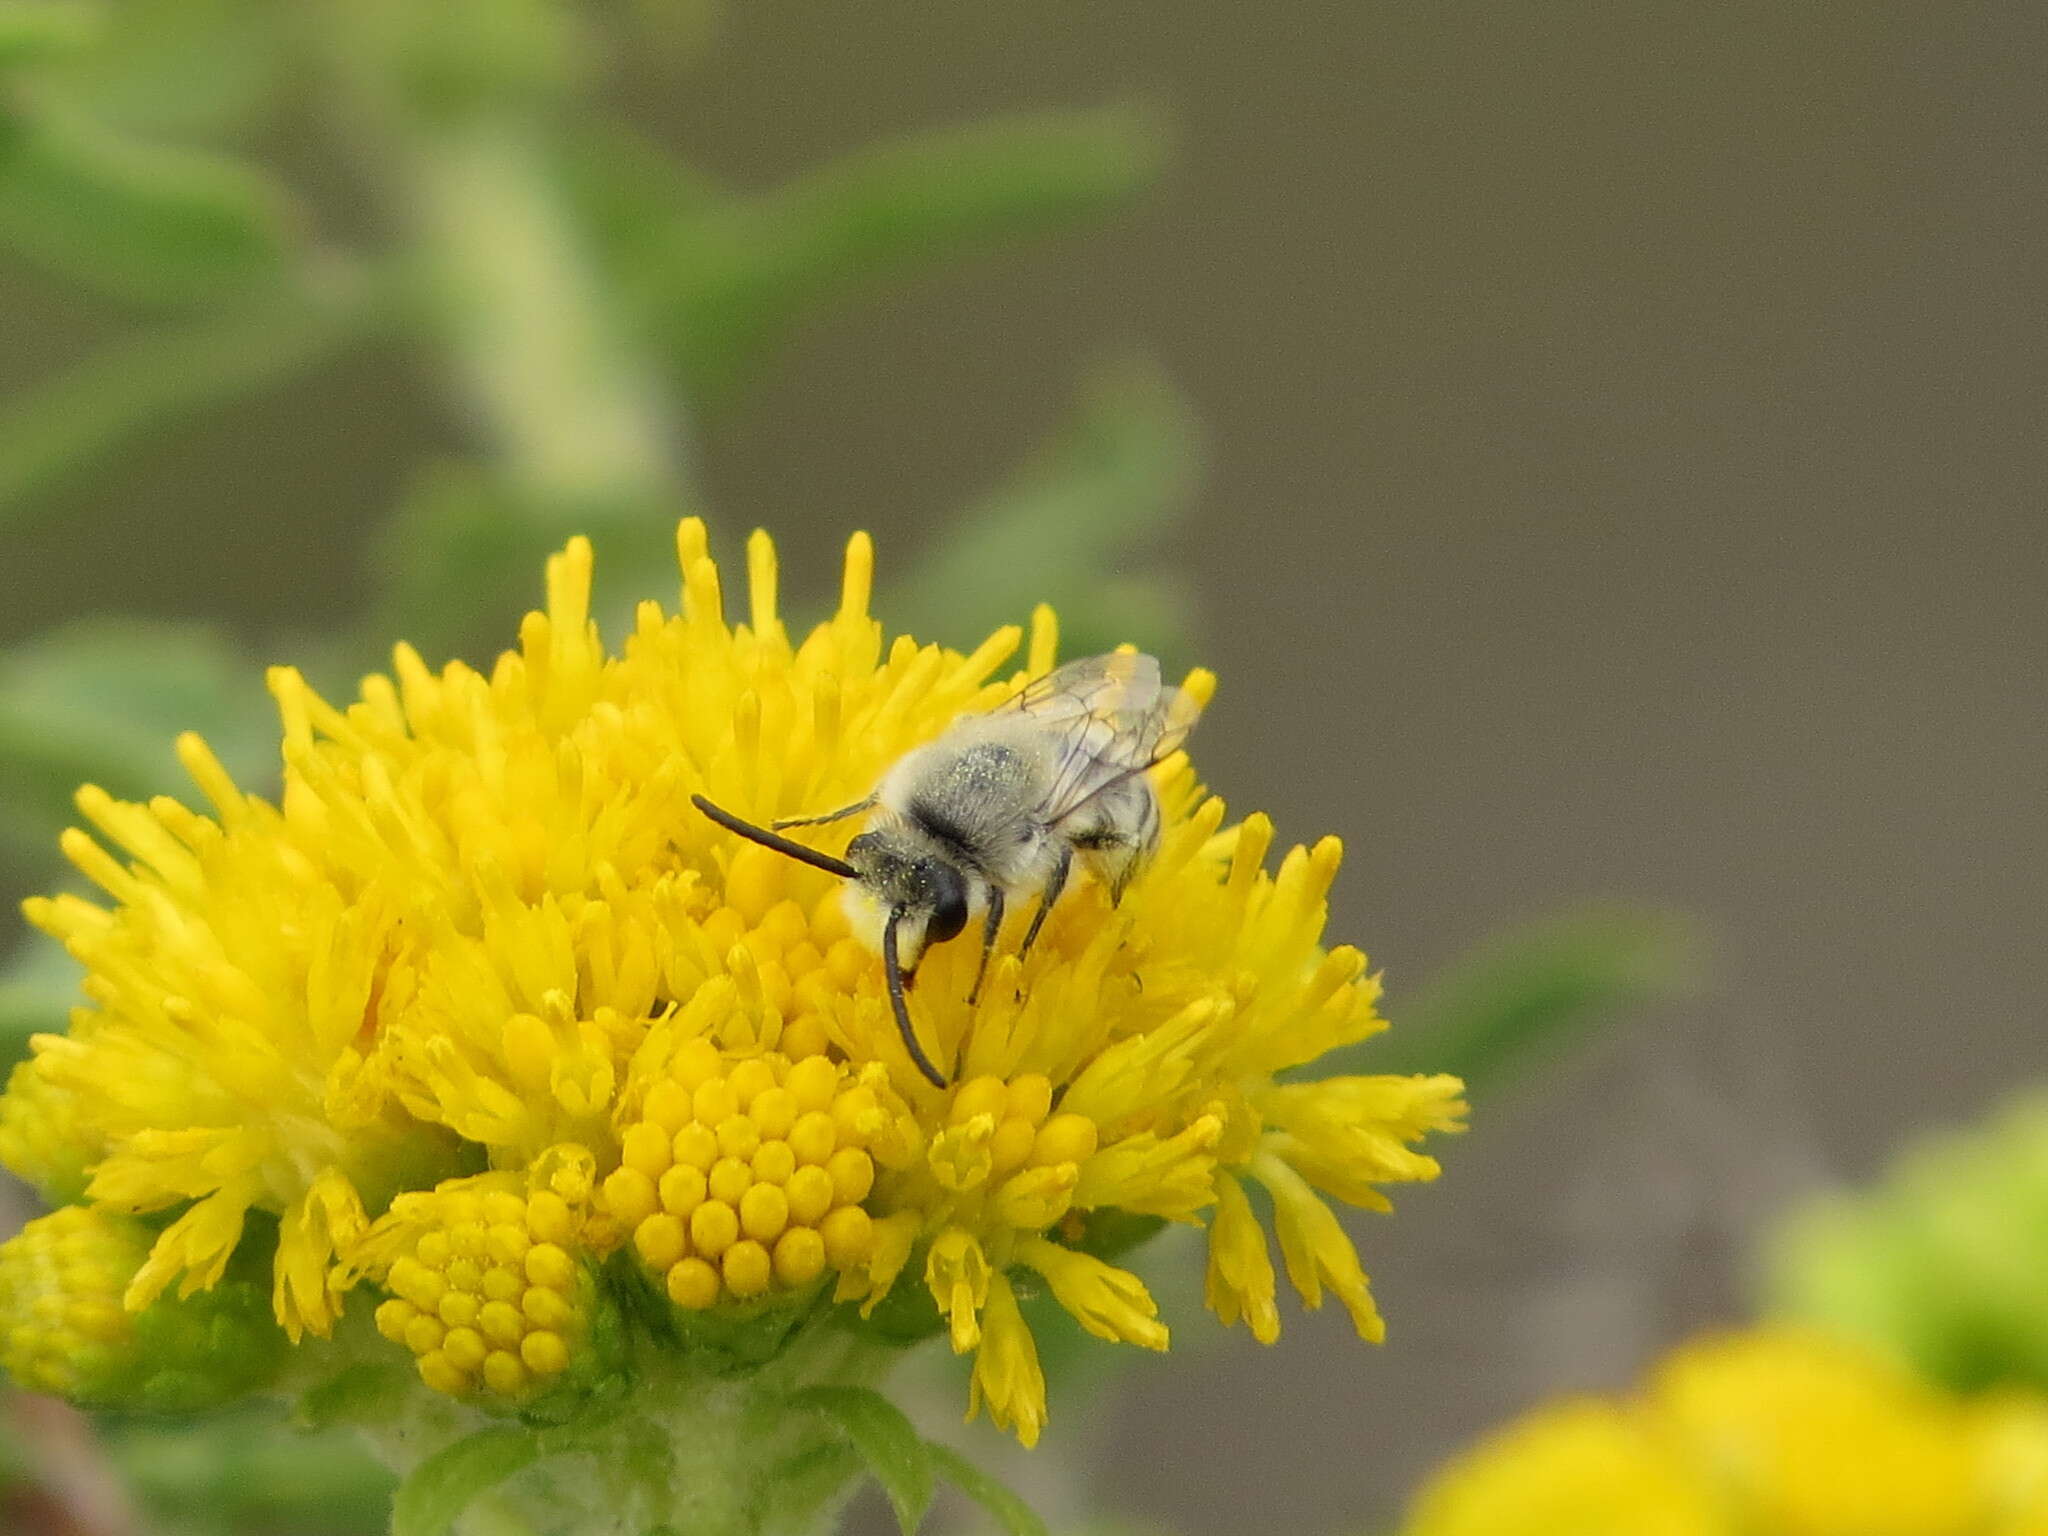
xmin=1018 ymin=847 xmax=1072 ymax=961
xmin=771 ymin=796 xmax=875 ymax=831
xmin=966 ymin=886 xmax=1005 ymax=1007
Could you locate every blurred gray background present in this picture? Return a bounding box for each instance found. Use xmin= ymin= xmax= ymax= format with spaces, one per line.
xmin=3 ymin=4 xmax=2044 ymax=1532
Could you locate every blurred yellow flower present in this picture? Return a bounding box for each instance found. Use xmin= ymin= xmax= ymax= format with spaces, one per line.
xmin=1407 ymin=1397 xmax=1722 ymax=1536
xmin=1405 ymin=1328 xmax=2048 ymax=1536
xmin=2 ymin=520 xmax=1463 ymax=1441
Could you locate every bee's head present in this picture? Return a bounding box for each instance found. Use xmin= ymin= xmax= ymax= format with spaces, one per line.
xmin=847 ymin=831 xmax=970 ymax=972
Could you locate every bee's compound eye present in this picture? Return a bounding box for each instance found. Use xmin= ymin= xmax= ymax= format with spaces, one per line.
xmin=924 ymin=863 xmax=969 ymax=945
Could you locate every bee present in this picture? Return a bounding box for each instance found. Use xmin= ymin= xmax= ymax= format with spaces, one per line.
xmin=691 ymin=651 xmax=1205 ymax=1087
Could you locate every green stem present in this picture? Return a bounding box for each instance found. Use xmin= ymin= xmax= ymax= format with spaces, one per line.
xmin=405 ymin=118 xmax=692 ymax=513
xmin=358 ymin=1309 xmax=907 ymax=1536
xmin=314 ymin=4 xmax=699 ymax=523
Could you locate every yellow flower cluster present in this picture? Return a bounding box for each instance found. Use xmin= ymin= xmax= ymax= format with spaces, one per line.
xmin=0 ymin=1205 xmax=145 ymax=1399
xmin=362 ymin=1175 xmax=600 ymax=1404
xmin=1 ymin=520 xmax=1464 ymax=1440
xmin=602 ymin=1041 xmax=915 ymax=1309
xmin=1404 ymin=1328 xmax=2048 ymax=1536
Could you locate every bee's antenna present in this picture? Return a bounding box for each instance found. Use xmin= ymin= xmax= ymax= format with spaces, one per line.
xmin=883 ymin=910 xmax=948 ymax=1089
xmin=692 ymin=794 xmax=860 ymax=881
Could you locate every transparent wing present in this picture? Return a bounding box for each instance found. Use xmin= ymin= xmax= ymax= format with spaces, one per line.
xmin=998 ymin=652 xmax=1204 ymax=827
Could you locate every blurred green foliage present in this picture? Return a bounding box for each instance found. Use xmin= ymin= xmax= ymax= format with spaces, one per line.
xmin=0 ymin=103 xmax=295 ymax=305
xmin=649 ymin=104 xmax=1171 ymax=407
xmin=1329 ymin=905 xmax=1703 ymax=1100
xmin=1768 ymin=1088 xmax=2048 ymax=1398
xmin=0 ymin=281 xmax=373 ymax=523
xmin=112 ymin=1407 xmax=396 ymax=1536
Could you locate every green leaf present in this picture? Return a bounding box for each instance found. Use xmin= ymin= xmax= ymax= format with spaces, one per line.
xmin=926 ymin=1443 xmax=1048 ymax=1536
xmin=555 ymin=117 xmax=722 ymax=268
xmin=370 ymin=0 xmax=586 ymax=118
xmin=791 ymin=1385 xmax=935 ymax=1535
xmin=0 ymin=2 xmax=105 ymax=69
xmin=649 ymin=103 xmax=1171 ymax=402
xmin=885 ymin=359 xmax=1201 ymax=661
xmin=759 ymin=1440 xmax=864 ymax=1536
xmin=34 ymin=0 xmax=283 ymax=140
xmin=0 ymin=619 xmax=276 ymax=871
xmin=0 ymin=99 xmax=298 ymax=307
xmin=391 ymin=1426 xmax=541 ymax=1536
xmin=1345 ymin=905 xmax=1704 ymax=1097
xmin=0 ymin=283 xmax=374 ymax=527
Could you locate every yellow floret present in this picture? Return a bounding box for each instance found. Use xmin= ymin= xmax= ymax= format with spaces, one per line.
xmin=689 ymin=1201 xmax=738 ymax=1257
xmin=667 ymin=1258 xmax=720 ymax=1309
xmin=602 ymin=1168 xmax=658 ymax=1225
xmin=786 ymin=1166 xmax=835 ymax=1225
xmin=740 ymin=1183 xmax=790 ymax=1243
xmin=708 ymin=1158 xmax=751 ymax=1206
xmin=820 ymin=1207 xmax=874 ymax=1270
xmin=403 ymin=1314 xmax=444 ymax=1356
xmin=634 ymin=1216 xmax=687 ymax=1270
xmin=620 ymin=1123 xmax=671 ymax=1178
xmin=827 ymin=1148 xmax=875 ymax=1204
xmin=722 ymin=1240 xmax=772 ymax=1297
xmin=521 ymin=1330 xmax=570 ymax=1376
xmin=482 ymin=1351 xmax=528 ymax=1397
xmin=773 ymin=1228 xmax=827 ymax=1287
xmin=789 ymin=1112 xmax=836 ymax=1166
xmin=752 ymin=1141 xmax=797 ymax=1185
xmin=659 ymin=1164 xmax=708 ymax=1216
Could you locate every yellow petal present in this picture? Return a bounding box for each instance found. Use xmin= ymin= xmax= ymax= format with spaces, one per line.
xmin=1204 ymin=1171 xmax=1281 ymax=1345
xmin=967 ymin=1271 xmax=1047 ymax=1448
xmin=1016 ymin=1237 xmax=1167 ymax=1351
